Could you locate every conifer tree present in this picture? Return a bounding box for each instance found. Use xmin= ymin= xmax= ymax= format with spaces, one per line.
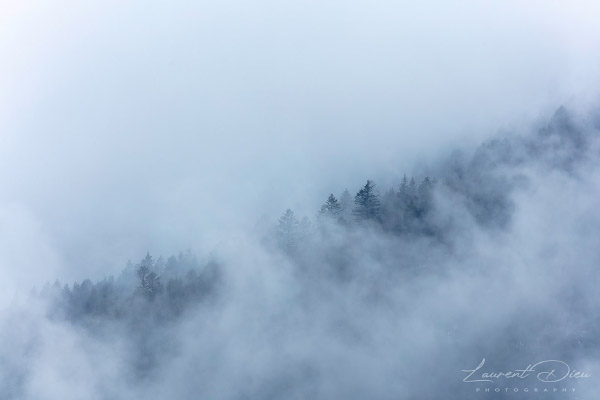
xmin=318 ymin=194 xmax=342 ymax=220
xmin=417 ymin=177 xmax=434 ymax=217
xmin=352 ymin=180 xmax=381 ymax=221
xmin=397 ymin=174 xmax=409 ymax=205
xmin=339 ymin=189 xmax=353 ymax=221
xmin=136 ymin=264 xmax=163 ymax=300
xmin=277 ymin=209 xmax=299 ymax=252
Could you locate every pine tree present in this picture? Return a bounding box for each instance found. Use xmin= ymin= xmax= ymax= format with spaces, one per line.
xmin=401 ymin=177 xmax=419 ymax=226
xmin=318 ymin=194 xmax=342 ymax=220
xmin=146 ymin=272 xmax=163 ymax=299
xmin=339 ymin=189 xmax=353 ymax=221
xmin=417 ymin=177 xmax=434 ymax=217
xmin=277 ymin=209 xmax=299 ymax=252
xmin=141 ymin=252 xmax=154 ymax=270
xmin=136 ymin=264 xmax=163 ymax=300
xmin=352 ymin=180 xmax=381 ymax=221
xmin=154 ymin=256 xmax=165 ymax=273
xmin=380 ymin=188 xmax=398 ymax=230
xmin=398 ymin=174 xmax=409 ymax=204
xmin=408 ymin=177 xmax=417 ymax=198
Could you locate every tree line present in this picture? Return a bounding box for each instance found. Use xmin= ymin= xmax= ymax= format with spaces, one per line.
xmin=37 ymin=175 xmax=437 ymax=322
xmin=38 ymin=251 xmax=220 ymax=323
xmin=275 ymin=175 xmax=436 ymax=253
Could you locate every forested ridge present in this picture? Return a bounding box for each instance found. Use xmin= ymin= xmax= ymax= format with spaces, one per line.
xmin=37 ymin=174 xmax=436 ymax=322
xmin=36 ymin=106 xmax=596 ymax=325
xmin=20 ymin=106 xmax=600 ymax=398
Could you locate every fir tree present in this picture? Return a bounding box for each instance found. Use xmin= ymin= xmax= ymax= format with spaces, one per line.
xmin=136 ymin=264 xmax=163 ymax=300
xmin=397 ymin=174 xmax=409 ymax=205
xmin=277 ymin=209 xmax=299 ymax=252
xmin=318 ymin=194 xmax=342 ymax=220
xmin=417 ymin=177 xmax=434 ymax=217
xmin=352 ymin=180 xmax=381 ymax=221
xmin=339 ymin=189 xmax=353 ymax=221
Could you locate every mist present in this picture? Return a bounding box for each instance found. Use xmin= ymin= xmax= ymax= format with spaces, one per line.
xmin=1 ymin=0 xmax=600 ymax=398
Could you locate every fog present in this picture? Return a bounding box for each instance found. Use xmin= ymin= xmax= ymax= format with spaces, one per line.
xmin=1 ymin=0 xmax=600 ymax=398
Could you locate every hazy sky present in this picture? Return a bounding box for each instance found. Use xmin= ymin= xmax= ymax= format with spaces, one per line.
xmin=1 ymin=0 xmax=600 ymax=290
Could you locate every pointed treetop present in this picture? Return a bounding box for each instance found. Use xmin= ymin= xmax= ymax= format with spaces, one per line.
xmin=353 ymin=180 xmax=381 ymax=221
xmin=319 ymin=193 xmax=342 ymax=219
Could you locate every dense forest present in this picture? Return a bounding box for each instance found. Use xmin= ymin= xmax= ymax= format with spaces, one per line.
xmin=16 ymin=106 xmax=600 ymax=399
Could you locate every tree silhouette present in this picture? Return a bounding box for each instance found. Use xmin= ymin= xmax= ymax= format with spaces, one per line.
xmin=136 ymin=264 xmax=163 ymax=300
xmin=277 ymin=209 xmax=299 ymax=253
xmin=318 ymin=194 xmax=342 ymax=221
xmin=339 ymin=189 xmax=353 ymax=221
xmin=352 ymin=180 xmax=381 ymax=222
